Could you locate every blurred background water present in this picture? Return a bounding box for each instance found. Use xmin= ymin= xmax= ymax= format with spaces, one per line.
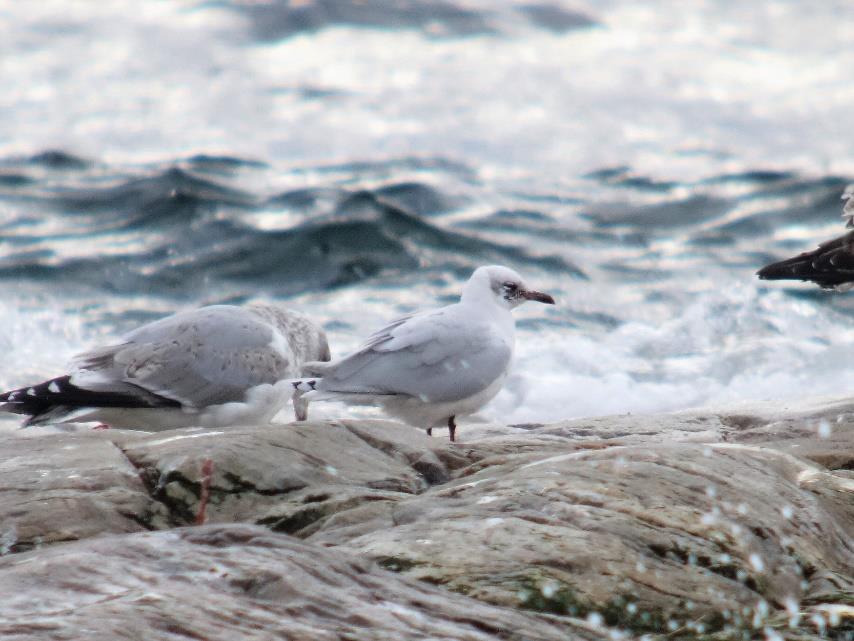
xmin=1 ymin=0 xmax=853 ymax=428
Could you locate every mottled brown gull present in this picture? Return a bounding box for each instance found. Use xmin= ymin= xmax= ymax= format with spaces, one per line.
xmin=0 ymin=304 xmax=329 ymax=430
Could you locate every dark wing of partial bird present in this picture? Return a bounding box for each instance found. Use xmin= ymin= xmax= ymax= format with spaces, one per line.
xmin=757 ymin=230 xmax=854 ymax=289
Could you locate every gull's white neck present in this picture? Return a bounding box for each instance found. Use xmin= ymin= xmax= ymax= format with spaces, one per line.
xmin=459 ymin=277 xmax=515 ymax=337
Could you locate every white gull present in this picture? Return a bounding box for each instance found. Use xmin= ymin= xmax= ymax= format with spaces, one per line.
xmin=292 ymin=265 xmax=555 ymax=441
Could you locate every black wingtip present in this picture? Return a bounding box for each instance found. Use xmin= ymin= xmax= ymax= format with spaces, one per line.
xmin=756 ymin=259 xmax=795 ymax=281
xmin=756 ymin=255 xmax=830 ymax=287
xmin=0 ymin=374 xmax=181 ymax=425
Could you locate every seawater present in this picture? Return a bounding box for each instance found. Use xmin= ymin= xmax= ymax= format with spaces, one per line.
xmin=1 ymin=0 xmax=853 ymax=428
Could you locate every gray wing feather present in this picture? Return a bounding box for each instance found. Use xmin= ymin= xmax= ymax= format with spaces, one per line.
xmin=319 ymin=306 xmax=512 ymax=403
xmin=322 ymin=312 xmax=417 ymax=380
xmin=72 ymin=306 xmax=295 ymax=408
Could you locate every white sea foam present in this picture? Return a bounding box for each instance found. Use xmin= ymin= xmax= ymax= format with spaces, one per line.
xmin=0 ymin=294 xmax=94 ymax=432
xmin=489 ymin=281 xmax=854 ymax=424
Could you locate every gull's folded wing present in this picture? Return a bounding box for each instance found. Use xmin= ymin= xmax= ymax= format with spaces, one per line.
xmin=319 ymin=307 xmax=512 ymax=403
xmin=70 ymin=306 xmax=295 ymax=409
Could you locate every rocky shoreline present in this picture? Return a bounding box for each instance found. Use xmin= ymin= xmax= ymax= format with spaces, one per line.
xmin=1 ymin=396 xmax=852 ymax=640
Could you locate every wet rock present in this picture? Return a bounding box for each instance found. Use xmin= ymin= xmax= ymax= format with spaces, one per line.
xmin=120 ymin=420 xmax=463 ymax=530
xmin=0 ymin=429 xmax=157 ymax=552
xmin=323 ymin=439 xmax=854 ymax=635
xmin=0 ymin=524 xmax=605 ymax=641
xmin=0 ymin=395 xmax=852 ymax=638
xmin=469 ymin=394 xmax=854 ymax=468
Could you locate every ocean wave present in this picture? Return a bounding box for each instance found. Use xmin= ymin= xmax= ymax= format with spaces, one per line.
xmin=211 ymin=0 xmax=598 ymax=42
xmin=0 ymin=153 xmax=849 ymax=300
xmin=0 ymin=155 xmax=583 ymax=298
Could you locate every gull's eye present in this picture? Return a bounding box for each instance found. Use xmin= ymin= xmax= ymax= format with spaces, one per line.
xmin=503 ymin=281 xmax=518 ymax=295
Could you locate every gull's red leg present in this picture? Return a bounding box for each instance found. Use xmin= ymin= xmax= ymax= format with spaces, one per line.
xmin=195 ymin=458 xmax=214 ymax=525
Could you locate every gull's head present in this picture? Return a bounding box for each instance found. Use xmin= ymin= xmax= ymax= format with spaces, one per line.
xmin=462 ymin=265 xmax=556 ymax=310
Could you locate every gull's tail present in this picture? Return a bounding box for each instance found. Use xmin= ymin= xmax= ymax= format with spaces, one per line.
xmin=291 ymin=361 xmax=339 ymax=420
xmin=291 ymin=378 xmax=318 ymax=393
xmin=290 ymin=378 xmax=319 ymax=421
xmin=288 ymin=376 xmax=396 ymax=421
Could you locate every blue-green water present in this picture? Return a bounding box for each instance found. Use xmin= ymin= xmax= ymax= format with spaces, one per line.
xmin=1 ymin=0 xmax=853 ymax=427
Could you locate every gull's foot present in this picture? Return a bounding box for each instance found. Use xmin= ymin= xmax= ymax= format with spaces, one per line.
xmin=448 ymin=416 xmax=456 ymax=443
xmin=195 ymin=458 xmax=214 ymax=526
xmin=426 ymin=427 xmax=433 ymax=437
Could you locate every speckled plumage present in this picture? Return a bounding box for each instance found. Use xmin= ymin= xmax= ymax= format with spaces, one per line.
xmin=0 ymin=304 xmax=330 ymax=430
